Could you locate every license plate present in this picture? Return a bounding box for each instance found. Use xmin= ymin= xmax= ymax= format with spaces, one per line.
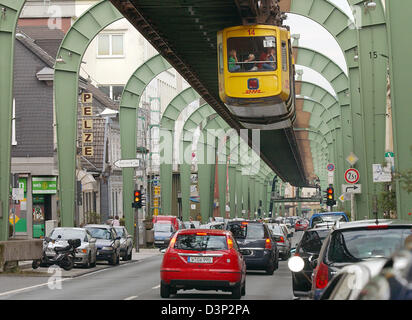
xmin=188 ymin=256 xmax=213 ymax=264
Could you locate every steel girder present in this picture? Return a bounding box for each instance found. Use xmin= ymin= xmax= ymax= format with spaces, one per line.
xmin=385 ymin=0 xmax=412 ymax=220
xmin=53 ymin=0 xmax=123 ymax=227
xmin=119 ymin=54 xmax=171 ymax=232
xmin=159 ymin=86 xmax=200 ymax=215
xmin=291 ymin=0 xmax=388 ymax=219
xmin=0 ymin=0 xmax=25 ymax=240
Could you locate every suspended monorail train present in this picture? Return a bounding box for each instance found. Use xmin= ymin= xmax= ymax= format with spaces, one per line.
xmin=217 ymin=25 xmax=296 ymax=130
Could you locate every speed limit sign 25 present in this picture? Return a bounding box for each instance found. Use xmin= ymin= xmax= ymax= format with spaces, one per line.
xmin=344 ymin=168 xmax=360 ymax=184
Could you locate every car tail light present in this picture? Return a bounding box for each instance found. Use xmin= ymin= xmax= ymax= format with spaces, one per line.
xmin=227 ymin=237 xmax=234 ymax=249
xmin=247 ymin=78 xmax=259 ymax=90
xmin=314 ymin=262 xmax=329 ymax=289
xmin=196 ymin=232 xmax=208 ymax=236
xmin=367 ymin=225 xmax=388 ymax=229
xmin=169 ymin=235 xmax=177 ymax=248
xmin=265 ymin=238 xmax=272 ymax=249
xmin=277 ymin=236 xmax=285 ymax=243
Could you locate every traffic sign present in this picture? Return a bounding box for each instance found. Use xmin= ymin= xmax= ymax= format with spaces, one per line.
xmin=327 ymin=163 xmax=335 ymax=172
xmin=372 ymin=164 xmax=392 ymax=183
xmin=114 ymin=159 xmax=141 ymax=168
xmin=344 ymin=168 xmax=360 ymax=184
xmin=346 ymin=152 xmax=359 ymax=166
xmin=342 ymin=184 xmax=361 ymax=194
xmin=339 ymin=193 xmax=351 ymax=202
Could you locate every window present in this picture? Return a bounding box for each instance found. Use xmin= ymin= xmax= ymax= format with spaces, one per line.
xmin=227 ymin=36 xmax=277 ymax=73
xmin=98 ymin=85 xmax=124 ymax=102
xmin=281 ymin=41 xmax=287 ymax=71
xmin=175 ymin=234 xmax=228 ymax=251
xmin=97 ymin=34 xmax=124 ymax=57
xmin=218 ymin=43 xmax=224 ymax=74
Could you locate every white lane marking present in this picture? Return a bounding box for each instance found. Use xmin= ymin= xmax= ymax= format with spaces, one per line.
xmin=152 ymin=285 xmax=160 ymax=289
xmin=0 ymin=278 xmax=68 ymax=298
xmin=124 ymin=295 xmax=138 ymax=300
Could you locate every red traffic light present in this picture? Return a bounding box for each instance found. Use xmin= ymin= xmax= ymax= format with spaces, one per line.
xmin=134 ymin=190 xmax=141 ymax=202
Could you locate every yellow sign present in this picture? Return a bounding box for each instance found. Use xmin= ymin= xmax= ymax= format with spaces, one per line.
xmin=82 ymin=119 xmax=93 ymax=130
xmin=154 ymin=186 xmax=161 ymax=195
xmin=9 ymin=214 xmax=20 ymax=225
xmin=82 ymin=132 xmax=94 ymax=143
xmin=81 ymin=92 xmax=93 ymax=104
xmin=153 ymin=199 xmax=159 ymax=207
xmin=153 ymin=208 xmax=159 ymax=216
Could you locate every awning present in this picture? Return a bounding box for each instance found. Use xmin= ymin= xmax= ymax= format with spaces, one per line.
xmin=76 ymin=169 xmax=97 ymax=192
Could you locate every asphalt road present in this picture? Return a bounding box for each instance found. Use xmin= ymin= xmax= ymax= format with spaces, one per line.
xmin=0 ymin=231 xmax=304 ymax=300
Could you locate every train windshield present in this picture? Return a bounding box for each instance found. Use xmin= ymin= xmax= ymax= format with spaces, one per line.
xmin=227 ymin=36 xmax=277 ymax=73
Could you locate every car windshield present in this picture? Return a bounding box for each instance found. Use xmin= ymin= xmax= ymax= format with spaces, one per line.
xmin=50 ymin=229 xmax=85 ymax=241
xmin=175 ymin=234 xmax=228 ymax=251
xmin=299 ymin=229 xmax=330 ymax=254
xmin=114 ymin=227 xmax=125 ymax=237
xmin=312 ymin=215 xmax=346 ymax=227
xmin=86 ymin=227 xmax=112 ymax=240
xmin=154 ymin=223 xmax=173 ymax=233
xmin=267 ymin=224 xmax=283 ymax=234
xmin=328 ymin=227 xmax=412 ymax=263
xmin=227 ymin=223 xmax=265 ymax=239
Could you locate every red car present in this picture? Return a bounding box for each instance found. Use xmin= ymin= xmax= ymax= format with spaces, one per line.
xmin=160 ymin=229 xmax=247 ymax=299
xmin=294 ymin=219 xmax=309 ymax=231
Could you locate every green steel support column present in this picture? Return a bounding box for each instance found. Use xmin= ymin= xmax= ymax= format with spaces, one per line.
xmin=228 ymin=165 xmax=236 ymax=219
xmin=242 ymin=174 xmax=249 ymax=219
xmin=235 ymin=167 xmax=243 ymax=218
xmin=54 ymin=0 xmax=122 ymax=227
xmin=120 ymin=54 xmax=171 ymax=234
xmin=290 ymin=0 xmax=370 ymax=217
xmin=348 ymin=0 xmax=388 ymax=219
xmin=386 ymin=0 xmax=412 ymax=221
xmin=217 ymin=161 xmax=226 ymax=218
xmin=179 ymin=143 xmax=191 ymax=222
xmin=159 ymin=87 xmax=200 ymax=215
xmin=0 ymin=0 xmax=25 ymax=240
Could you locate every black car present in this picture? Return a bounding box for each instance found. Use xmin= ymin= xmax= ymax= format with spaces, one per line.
xmin=310 ymin=219 xmax=412 ymax=300
xmin=291 ymin=227 xmax=331 ymax=297
xmin=226 ymin=220 xmax=279 ymax=275
xmin=85 ymin=224 xmax=121 ymax=265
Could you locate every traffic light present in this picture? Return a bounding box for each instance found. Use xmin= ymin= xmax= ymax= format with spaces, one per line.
xmin=132 ymin=190 xmax=142 ymax=208
xmin=325 ymin=187 xmax=336 ymax=207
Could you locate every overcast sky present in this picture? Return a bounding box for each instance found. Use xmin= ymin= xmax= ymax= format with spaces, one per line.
xmin=285 ymin=0 xmax=354 ymax=97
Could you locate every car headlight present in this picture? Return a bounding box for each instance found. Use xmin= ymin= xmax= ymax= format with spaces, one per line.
xmin=102 ymin=246 xmax=114 ymax=251
xmin=76 ymin=248 xmax=88 ymax=254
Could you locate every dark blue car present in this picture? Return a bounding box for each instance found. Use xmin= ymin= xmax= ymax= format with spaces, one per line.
xmin=309 ymin=212 xmax=349 ymax=229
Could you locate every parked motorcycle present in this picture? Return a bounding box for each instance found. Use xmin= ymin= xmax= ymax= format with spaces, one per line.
xmin=32 ymin=237 xmax=81 ymax=271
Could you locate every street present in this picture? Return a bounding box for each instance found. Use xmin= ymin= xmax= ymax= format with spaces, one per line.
xmin=0 ymin=232 xmax=303 ymax=300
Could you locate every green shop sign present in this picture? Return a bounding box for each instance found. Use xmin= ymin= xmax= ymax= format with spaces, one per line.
xmin=32 ymin=177 xmax=57 ymax=194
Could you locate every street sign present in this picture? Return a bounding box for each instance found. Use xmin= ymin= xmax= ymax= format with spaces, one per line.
xmin=12 ymin=188 xmax=24 ymax=201
xmin=327 ymin=163 xmax=335 ymax=172
xmin=342 ymin=184 xmax=361 ymax=194
xmin=372 ymin=164 xmax=392 ymax=183
xmin=339 ymin=193 xmax=351 ymax=202
xmin=114 ymin=159 xmax=141 ymax=168
xmin=346 ymin=152 xmax=359 ymax=166
xmin=344 ymin=168 xmax=360 ymax=184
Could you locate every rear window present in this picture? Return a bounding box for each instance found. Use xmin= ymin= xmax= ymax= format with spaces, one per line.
xmin=267 ymin=224 xmax=283 ymax=234
xmin=299 ymin=229 xmax=330 ymax=254
xmin=175 ymin=234 xmax=228 ymax=251
xmin=327 ymin=227 xmax=412 ymax=263
xmin=312 ymin=215 xmax=347 ymax=227
xmin=227 ymin=223 xmax=266 ymax=239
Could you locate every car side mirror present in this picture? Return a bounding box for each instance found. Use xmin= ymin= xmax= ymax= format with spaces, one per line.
xmin=309 ymin=254 xmax=319 ymax=269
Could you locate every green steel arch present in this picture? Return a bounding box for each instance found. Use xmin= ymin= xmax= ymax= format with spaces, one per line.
xmin=54 ymin=0 xmax=123 ymax=227
xmin=290 ymin=0 xmax=389 ymax=218
xmin=159 ymin=86 xmax=200 ymax=215
xmin=0 ymin=0 xmax=25 ymax=240
xmin=119 ymin=54 xmax=171 ymax=231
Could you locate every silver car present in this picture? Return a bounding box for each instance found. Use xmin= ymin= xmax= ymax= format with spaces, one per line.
xmin=47 ymin=227 xmax=97 ymax=268
xmin=114 ymin=226 xmax=133 ymax=261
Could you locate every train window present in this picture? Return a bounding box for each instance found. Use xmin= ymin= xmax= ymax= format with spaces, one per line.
xmin=281 ymin=41 xmax=287 ymax=71
xmin=227 ymin=36 xmax=277 ymax=73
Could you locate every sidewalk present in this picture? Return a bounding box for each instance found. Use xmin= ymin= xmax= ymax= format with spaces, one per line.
xmin=5 ymin=248 xmax=162 ymax=278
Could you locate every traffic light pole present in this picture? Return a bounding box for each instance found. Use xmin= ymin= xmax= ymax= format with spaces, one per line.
xmin=134 ymin=207 xmax=140 ymax=253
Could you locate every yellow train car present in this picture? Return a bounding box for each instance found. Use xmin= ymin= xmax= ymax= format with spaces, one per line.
xmin=217 ymin=25 xmax=295 ymax=130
